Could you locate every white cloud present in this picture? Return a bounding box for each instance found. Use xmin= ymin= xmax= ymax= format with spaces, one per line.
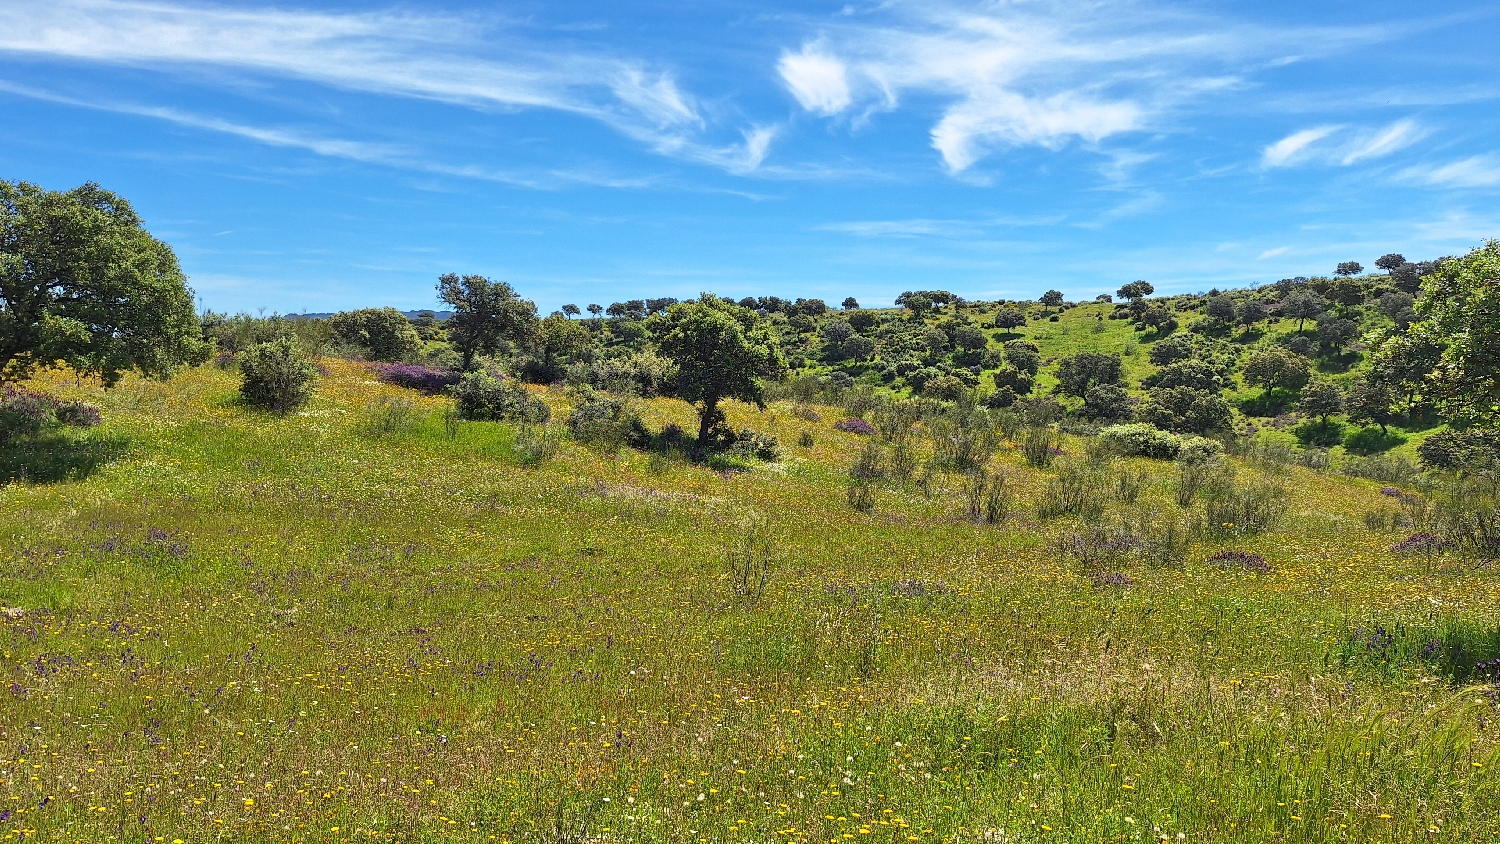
xmin=0 ymin=80 xmax=658 ymax=189
xmin=1261 ymin=126 xmax=1340 ymax=168
xmin=1400 ymin=155 xmax=1500 ymax=188
xmin=778 ymin=46 xmax=852 ymax=115
xmin=1257 ymin=246 xmax=1292 ymax=259
xmin=817 ymin=219 xmax=967 ymax=237
xmin=1340 ymin=118 xmax=1425 ymax=164
xmin=0 ymin=0 xmax=769 ymax=173
xmin=1262 ymin=119 xmax=1426 ymax=169
xmin=778 ymin=1 xmax=1400 ymax=174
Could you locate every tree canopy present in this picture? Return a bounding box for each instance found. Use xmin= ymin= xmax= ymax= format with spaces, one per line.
xmin=1403 ymin=240 xmax=1500 ymax=424
xmin=652 ymin=294 xmax=787 ymax=444
xmin=1 ymin=180 xmax=206 ymax=385
xmin=436 ymin=274 xmax=539 ymax=369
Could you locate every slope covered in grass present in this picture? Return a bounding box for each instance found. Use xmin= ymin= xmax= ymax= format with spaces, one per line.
xmin=1 ymin=361 xmax=1497 ymax=843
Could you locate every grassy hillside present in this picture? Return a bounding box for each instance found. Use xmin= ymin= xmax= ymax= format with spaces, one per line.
xmin=1 ymin=360 xmax=1497 ymax=843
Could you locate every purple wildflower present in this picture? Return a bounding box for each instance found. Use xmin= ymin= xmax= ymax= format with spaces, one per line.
xmin=1207 ymin=549 xmax=1270 ymax=573
xmin=833 ymin=418 xmax=876 ymax=435
xmin=371 ymin=363 xmax=461 ymax=394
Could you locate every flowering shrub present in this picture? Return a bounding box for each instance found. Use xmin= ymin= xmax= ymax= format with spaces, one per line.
xmin=833 ymin=417 xmax=876 ymax=435
xmin=1391 ymin=532 xmax=1448 ymax=554
xmin=1207 ymin=549 xmax=1270 ymax=573
xmin=371 ymin=363 xmax=460 ymax=395
xmin=0 ymin=386 xmax=102 ymax=441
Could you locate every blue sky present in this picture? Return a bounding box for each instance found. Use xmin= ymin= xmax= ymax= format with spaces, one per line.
xmin=2 ymin=0 xmax=1498 ymax=314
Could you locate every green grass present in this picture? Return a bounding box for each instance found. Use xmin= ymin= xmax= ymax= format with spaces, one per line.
xmin=0 ymin=360 xmax=1496 ymax=843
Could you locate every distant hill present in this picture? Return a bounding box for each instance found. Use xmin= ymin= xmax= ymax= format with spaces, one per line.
xmin=287 ymin=310 xmax=452 ymax=321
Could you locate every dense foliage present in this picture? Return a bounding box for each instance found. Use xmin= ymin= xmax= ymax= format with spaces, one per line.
xmin=1 ymin=180 xmax=207 ymax=385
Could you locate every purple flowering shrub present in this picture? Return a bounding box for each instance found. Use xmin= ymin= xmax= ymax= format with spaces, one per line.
xmin=371 ymin=363 xmax=460 ymax=395
xmin=0 ymin=386 xmax=102 ymax=441
xmin=833 ymin=418 xmax=876 ymax=435
xmin=1207 ymin=549 xmax=1270 ymax=573
xmin=1390 ymin=532 xmax=1448 ymax=554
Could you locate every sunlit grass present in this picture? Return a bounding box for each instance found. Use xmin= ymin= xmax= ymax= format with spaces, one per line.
xmin=0 ymin=359 xmax=1495 ymax=843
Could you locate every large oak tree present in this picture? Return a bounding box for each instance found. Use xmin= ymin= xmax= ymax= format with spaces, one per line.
xmin=652 ymin=294 xmax=787 ymax=445
xmin=1 ymin=181 xmax=206 ymax=385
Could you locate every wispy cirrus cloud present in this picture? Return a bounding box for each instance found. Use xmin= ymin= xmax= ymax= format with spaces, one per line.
xmin=0 ymin=79 xmax=659 ymax=189
xmin=1399 ymin=154 xmax=1500 ymax=188
xmin=776 ymin=0 xmax=1397 ymax=174
xmin=0 ymin=0 xmax=770 ymax=173
xmin=1261 ymin=119 xmax=1427 ymax=169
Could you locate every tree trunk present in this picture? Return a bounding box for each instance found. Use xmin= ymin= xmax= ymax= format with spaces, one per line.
xmin=697 ymin=397 xmax=718 ymax=446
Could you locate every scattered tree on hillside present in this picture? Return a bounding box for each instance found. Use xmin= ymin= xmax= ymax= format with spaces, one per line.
xmin=1040 ymin=290 xmax=1065 ymax=307
xmin=1054 ymin=352 xmax=1124 ymax=398
xmin=1345 ymin=377 xmax=1397 ymax=433
xmin=1299 ymin=380 xmax=1344 ymax=424
xmin=653 ymin=294 xmax=788 ymax=444
xmin=1335 ymin=261 xmax=1364 ymax=277
xmin=993 ymin=308 xmax=1027 ymax=332
xmin=437 ymin=274 xmax=540 ymax=370
xmin=1117 ymin=280 xmax=1154 ymax=302
xmin=1242 ymin=347 xmax=1311 ymax=397
xmin=842 ymin=297 xmax=860 ymax=310
xmin=1375 ymin=254 xmax=1406 ymax=273
xmin=1282 ymin=291 xmax=1325 ymax=333
xmin=1235 ymin=299 xmax=1267 ymax=332
xmin=1 ymin=180 xmax=207 ymax=385
xmin=562 ymin=304 xmax=581 ymax=319
xmin=587 ymin=303 xmax=604 ymax=317
xmin=1205 ymin=294 xmax=1236 ymax=326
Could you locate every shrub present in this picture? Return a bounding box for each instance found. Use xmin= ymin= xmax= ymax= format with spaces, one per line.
xmin=1417 ymin=429 xmax=1500 ymax=470
xmin=962 ymin=467 xmax=1012 ymax=524
xmin=728 ymin=429 xmax=782 ymax=462
xmin=1202 ymin=475 xmax=1288 ymax=535
xmin=452 ymin=372 xmax=550 ymax=423
xmin=1080 ymin=383 xmax=1133 ymax=421
xmin=54 ymin=401 xmax=101 ymax=427
xmin=1340 ymin=453 xmax=1421 ymax=485
xmin=328 ymin=307 xmax=422 ymax=361
xmin=572 ymin=350 xmax=674 ymax=397
xmin=725 ymin=516 xmax=776 ymax=602
xmin=1294 ymin=419 xmax=1345 ymax=448
xmin=1176 ymin=436 xmax=1225 ymax=465
xmin=1114 ymin=468 xmax=1145 ymax=505
xmin=1207 ymin=549 xmax=1270 ymax=573
xmin=1055 ymin=524 xmax=1140 ymax=569
xmin=833 ymin=418 xmax=876 ymax=435
xmin=797 ymin=430 xmax=814 ymax=448
xmin=1097 ymin=423 xmax=1181 ymax=459
xmin=1138 ymin=386 xmax=1233 ymax=435
xmin=923 ymin=374 xmax=969 ymax=402
xmin=371 ymin=363 xmax=460 ymax=394
xmin=0 ymin=385 xmax=56 ymax=441
xmin=1391 ymin=532 xmax=1448 ymax=554
xmin=238 ymin=338 xmax=318 ymax=411
xmin=566 ymin=390 xmax=648 ymax=453
xmin=512 ymin=423 xmax=560 ymax=466
xmin=1022 ymin=427 xmax=1060 ymax=469
xmin=1038 ymin=462 xmax=1107 ymax=521
xmin=362 ymin=396 xmax=422 ymax=436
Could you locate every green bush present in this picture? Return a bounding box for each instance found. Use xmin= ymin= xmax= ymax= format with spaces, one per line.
xmin=1343 ymin=426 xmax=1407 ymax=455
xmin=1294 ymin=419 xmax=1345 ymax=448
xmin=1097 ymin=423 xmax=1181 ymax=459
xmin=566 ymin=390 xmax=648 ymax=453
xmin=238 ymin=338 xmax=317 ymax=411
xmin=452 ymin=372 xmax=550 ymax=423
xmin=328 ymin=307 xmax=422 ymax=362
